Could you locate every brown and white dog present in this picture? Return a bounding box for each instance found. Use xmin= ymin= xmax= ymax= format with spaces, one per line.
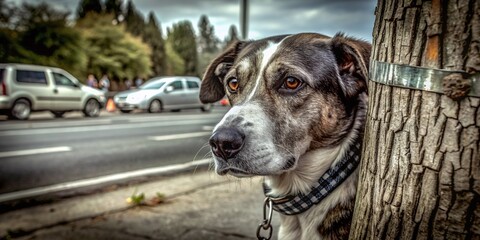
xmin=199 ymin=33 xmax=371 ymax=240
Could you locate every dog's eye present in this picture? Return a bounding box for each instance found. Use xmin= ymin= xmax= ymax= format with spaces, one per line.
xmin=227 ymin=78 xmax=239 ymax=93
xmin=283 ymin=77 xmax=302 ymax=90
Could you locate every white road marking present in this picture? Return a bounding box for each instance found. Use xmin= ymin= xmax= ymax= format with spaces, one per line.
xmin=148 ymin=132 xmax=211 ymax=141
xmin=0 ymin=159 xmax=211 ymax=203
xmin=202 ymin=126 xmax=214 ymax=131
xmin=0 ymin=146 xmax=72 ymax=158
xmin=0 ymin=119 xmax=113 ymax=131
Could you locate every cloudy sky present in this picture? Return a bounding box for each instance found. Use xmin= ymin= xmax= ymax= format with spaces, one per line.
xmin=12 ymin=0 xmax=377 ymax=41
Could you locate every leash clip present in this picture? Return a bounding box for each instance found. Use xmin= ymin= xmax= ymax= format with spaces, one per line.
xmin=256 ymin=197 xmax=273 ymax=240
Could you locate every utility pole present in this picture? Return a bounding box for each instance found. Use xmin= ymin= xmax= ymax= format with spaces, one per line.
xmin=240 ymin=0 xmax=249 ymax=40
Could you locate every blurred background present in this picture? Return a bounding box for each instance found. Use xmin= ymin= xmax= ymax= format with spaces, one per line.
xmin=0 ymin=0 xmax=377 ymax=238
xmin=0 ymin=0 xmax=376 ymax=88
xmin=0 ymin=0 xmax=376 ymax=217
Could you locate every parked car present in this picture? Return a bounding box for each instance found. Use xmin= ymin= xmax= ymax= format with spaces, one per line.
xmin=0 ymin=63 xmax=106 ymax=120
xmin=113 ymin=76 xmax=212 ymax=113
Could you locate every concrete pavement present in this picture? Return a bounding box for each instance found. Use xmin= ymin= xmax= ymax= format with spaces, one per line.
xmin=0 ymin=169 xmax=281 ymax=240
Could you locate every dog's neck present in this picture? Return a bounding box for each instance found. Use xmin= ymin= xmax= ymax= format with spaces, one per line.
xmin=264 ymin=93 xmax=367 ymax=197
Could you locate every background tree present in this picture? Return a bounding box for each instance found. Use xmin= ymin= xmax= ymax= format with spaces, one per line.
xmin=0 ymin=0 xmax=19 ymax=62
xmin=1 ymin=2 xmax=86 ymax=78
xmin=76 ymin=0 xmax=102 ymax=19
xmin=167 ymin=21 xmax=198 ymax=76
xmin=197 ymin=15 xmax=220 ymax=76
xmin=165 ymin=38 xmax=185 ymax=76
xmin=104 ymin=0 xmax=122 ymax=20
xmin=197 ymin=15 xmax=219 ymax=53
xmin=124 ymin=0 xmax=145 ymax=37
xmin=0 ymin=0 xmax=13 ymax=28
xmin=224 ymin=24 xmax=239 ymax=46
xmin=76 ymin=14 xmax=151 ymax=83
xmin=350 ymin=0 xmax=480 ymax=239
xmin=143 ymin=12 xmax=166 ymax=76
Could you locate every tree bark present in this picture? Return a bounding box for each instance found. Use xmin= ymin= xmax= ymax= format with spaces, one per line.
xmin=350 ymin=0 xmax=480 ymax=239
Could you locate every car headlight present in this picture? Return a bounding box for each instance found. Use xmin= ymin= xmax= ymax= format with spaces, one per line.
xmin=99 ymin=95 xmax=106 ymax=102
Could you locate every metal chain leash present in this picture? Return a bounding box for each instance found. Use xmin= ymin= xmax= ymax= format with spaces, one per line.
xmin=256 ymin=197 xmax=273 ymax=240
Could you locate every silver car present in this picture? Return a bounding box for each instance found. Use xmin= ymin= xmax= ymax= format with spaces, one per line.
xmin=0 ymin=63 xmax=106 ymax=120
xmin=113 ymin=76 xmax=211 ymax=113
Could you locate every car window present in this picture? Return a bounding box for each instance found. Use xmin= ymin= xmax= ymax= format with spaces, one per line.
xmin=169 ymin=81 xmax=184 ymax=91
xmin=187 ymin=81 xmax=199 ymax=89
xmin=52 ymin=72 xmax=77 ymax=87
xmin=16 ymin=70 xmax=47 ymax=85
xmin=140 ymin=81 xmax=165 ymax=90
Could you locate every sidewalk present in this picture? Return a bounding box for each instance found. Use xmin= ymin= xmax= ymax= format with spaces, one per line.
xmin=0 ymin=170 xmax=280 ymax=240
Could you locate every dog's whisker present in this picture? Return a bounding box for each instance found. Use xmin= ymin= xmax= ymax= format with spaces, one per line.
xmin=192 ymin=141 xmax=211 ymax=162
xmin=273 ymin=144 xmax=296 ymax=160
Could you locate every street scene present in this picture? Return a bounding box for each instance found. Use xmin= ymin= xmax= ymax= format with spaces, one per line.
xmin=0 ymin=109 xmax=225 ymax=195
xmin=0 ymin=108 xmax=284 ymax=240
xmin=1 ymin=0 xmax=478 ymax=239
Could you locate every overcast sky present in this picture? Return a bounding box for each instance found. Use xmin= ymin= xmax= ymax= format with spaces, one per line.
xmin=12 ymin=0 xmax=377 ymax=41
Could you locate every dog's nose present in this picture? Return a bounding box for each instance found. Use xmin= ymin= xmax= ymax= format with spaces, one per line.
xmin=209 ymin=128 xmax=245 ymax=160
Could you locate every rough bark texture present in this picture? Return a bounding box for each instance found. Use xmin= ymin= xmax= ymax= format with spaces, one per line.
xmin=350 ymin=0 xmax=480 ymax=239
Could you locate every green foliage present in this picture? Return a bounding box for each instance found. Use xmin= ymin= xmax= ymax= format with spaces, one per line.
xmin=165 ymin=38 xmax=185 ymax=75
xmin=197 ymin=15 xmax=219 ymax=53
xmin=225 ymin=25 xmax=240 ymax=46
xmin=0 ymin=2 xmax=87 ymax=78
xmin=0 ymin=0 xmax=14 ymax=28
xmin=105 ymin=0 xmax=123 ymax=19
xmin=76 ymin=13 xmax=151 ymax=81
xmin=197 ymin=15 xmax=221 ymax=76
xmin=167 ymin=20 xmax=198 ymax=76
xmin=126 ymin=191 xmax=145 ymax=205
xmin=197 ymin=51 xmax=220 ymax=77
xmin=1 ymin=0 xmax=231 ymax=85
xmin=143 ymin=12 xmax=166 ymax=76
xmin=76 ymin=0 xmax=103 ymax=19
xmin=125 ymin=0 xmax=145 ymax=37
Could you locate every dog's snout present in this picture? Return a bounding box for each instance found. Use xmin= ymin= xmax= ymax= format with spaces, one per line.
xmin=209 ymin=128 xmax=245 ymax=160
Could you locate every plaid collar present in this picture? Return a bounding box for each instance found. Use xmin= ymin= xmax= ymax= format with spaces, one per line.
xmin=263 ymin=141 xmax=362 ymax=215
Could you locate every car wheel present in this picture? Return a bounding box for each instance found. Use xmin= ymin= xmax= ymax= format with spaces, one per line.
xmin=51 ymin=111 xmax=66 ymax=118
xmin=120 ymin=110 xmax=132 ymax=114
xmin=10 ymin=99 xmax=31 ymax=120
xmin=83 ymin=99 xmax=100 ymax=117
xmin=148 ymin=99 xmax=162 ymax=113
xmin=201 ymin=104 xmax=212 ymax=112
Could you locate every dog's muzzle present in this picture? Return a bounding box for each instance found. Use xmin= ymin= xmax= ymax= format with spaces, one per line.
xmin=209 ymin=128 xmax=245 ymax=160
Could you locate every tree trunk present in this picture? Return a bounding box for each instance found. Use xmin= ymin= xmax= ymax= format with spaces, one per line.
xmin=350 ymin=0 xmax=480 ymax=239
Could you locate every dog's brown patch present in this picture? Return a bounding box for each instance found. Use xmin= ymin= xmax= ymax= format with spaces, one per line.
xmin=317 ymin=197 xmax=355 ymax=240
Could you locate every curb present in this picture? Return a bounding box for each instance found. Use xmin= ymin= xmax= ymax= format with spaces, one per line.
xmin=0 ymin=159 xmax=211 ymax=206
xmin=0 ymin=166 xmax=232 ymax=240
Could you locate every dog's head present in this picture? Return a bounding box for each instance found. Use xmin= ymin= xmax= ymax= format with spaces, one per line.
xmin=200 ymin=33 xmax=370 ymax=177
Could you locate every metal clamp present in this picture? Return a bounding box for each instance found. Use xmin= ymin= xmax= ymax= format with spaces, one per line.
xmin=370 ymin=61 xmax=480 ymax=100
xmin=256 ymin=197 xmax=274 ymax=240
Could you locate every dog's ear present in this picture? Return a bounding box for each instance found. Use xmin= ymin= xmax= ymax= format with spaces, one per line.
xmin=200 ymin=41 xmax=248 ymax=103
xmin=330 ymin=33 xmax=371 ymax=99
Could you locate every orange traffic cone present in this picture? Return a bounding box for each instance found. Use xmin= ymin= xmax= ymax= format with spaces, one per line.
xmin=106 ymin=98 xmax=116 ymax=112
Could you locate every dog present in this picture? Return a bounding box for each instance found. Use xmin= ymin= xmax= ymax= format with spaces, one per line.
xmin=199 ymin=33 xmax=371 ymax=240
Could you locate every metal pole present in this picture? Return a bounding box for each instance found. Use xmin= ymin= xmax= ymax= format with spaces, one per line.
xmin=240 ymin=0 xmax=249 ymax=40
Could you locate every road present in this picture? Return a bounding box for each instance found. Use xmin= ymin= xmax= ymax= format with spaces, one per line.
xmin=0 ymin=108 xmax=228 ymax=196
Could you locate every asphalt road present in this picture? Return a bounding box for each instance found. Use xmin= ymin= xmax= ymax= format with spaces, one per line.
xmin=0 ymin=108 xmax=228 ymax=195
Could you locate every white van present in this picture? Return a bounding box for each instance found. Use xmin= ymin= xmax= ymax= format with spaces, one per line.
xmin=0 ymin=63 xmax=106 ymax=120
